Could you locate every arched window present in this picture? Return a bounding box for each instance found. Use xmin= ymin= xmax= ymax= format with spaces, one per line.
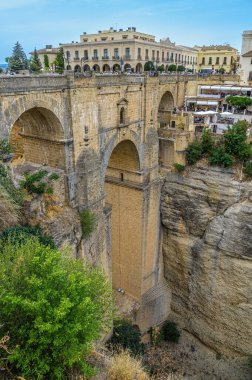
xmin=120 ymin=107 xmax=125 ymax=125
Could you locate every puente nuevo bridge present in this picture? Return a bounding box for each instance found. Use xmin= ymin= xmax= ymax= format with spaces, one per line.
xmin=0 ymin=72 xmax=240 ymax=331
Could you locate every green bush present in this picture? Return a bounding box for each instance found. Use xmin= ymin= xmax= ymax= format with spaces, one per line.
xmin=80 ymin=209 xmax=96 ymax=238
xmin=20 ymin=169 xmax=59 ymax=195
xmin=186 ymin=140 xmax=202 ymax=165
xmin=208 ymin=146 xmax=234 ymax=167
xmin=0 ymin=225 xmax=56 ymax=250
xmin=0 ymin=138 xmax=12 ymax=158
xmin=161 ymin=321 xmax=180 ymax=343
xmin=108 ymin=320 xmax=143 ymax=355
xmin=174 ymin=163 xmax=185 ymax=173
xmin=244 ymin=161 xmax=252 ymax=178
xmin=0 ymin=238 xmax=113 ymax=379
xmin=201 ymin=128 xmax=215 ymax=154
xmin=0 ymin=163 xmax=24 ymax=205
xmin=224 ymin=122 xmax=249 ymax=159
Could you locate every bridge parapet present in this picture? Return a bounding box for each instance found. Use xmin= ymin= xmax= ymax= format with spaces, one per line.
xmin=0 ymin=75 xmax=68 ymax=94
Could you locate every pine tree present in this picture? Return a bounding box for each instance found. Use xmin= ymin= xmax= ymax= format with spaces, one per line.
xmin=8 ymin=42 xmax=28 ymax=71
xmin=44 ymin=54 xmax=49 ymax=69
xmin=30 ymin=48 xmax=42 ymax=73
xmin=54 ymin=47 xmax=64 ymax=73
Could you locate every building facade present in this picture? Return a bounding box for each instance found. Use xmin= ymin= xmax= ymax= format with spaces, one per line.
xmin=35 ymin=45 xmax=59 ymax=70
xmin=60 ymin=27 xmax=198 ymax=73
xmin=196 ymin=45 xmax=238 ymax=74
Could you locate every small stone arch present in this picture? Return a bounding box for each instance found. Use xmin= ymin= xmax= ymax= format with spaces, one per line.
xmin=136 ymin=63 xmax=143 ymax=73
xmin=93 ymin=64 xmax=100 ymax=72
xmin=83 ymin=64 xmax=90 ymax=72
xmin=124 ymin=63 xmax=131 ymax=72
xmin=103 ymin=64 xmax=110 ymax=72
xmin=158 ymin=91 xmax=174 ymax=128
xmin=113 ymin=64 xmax=121 ymax=72
xmin=74 ymin=65 xmax=81 ymax=72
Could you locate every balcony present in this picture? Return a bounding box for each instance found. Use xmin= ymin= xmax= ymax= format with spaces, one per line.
xmin=82 ymin=56 xmax=89 ymax=61
xmin=102 ymin=56 xmax=110 ymax=60
xmin=74 ymin=57 xmax=80 ymax=61
xmin=137 ymin=55 xmax=142 ymax=60
xmin=112 ymin=56 xmax=120 ymax=60
xmin=92 ymin=56 xmax=99 ymax=60
xmin=124 ymin=55 xmax=131 ymax=60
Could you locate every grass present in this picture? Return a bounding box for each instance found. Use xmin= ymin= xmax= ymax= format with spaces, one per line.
xmin=107 ymin=350 xmax=150 ymax=380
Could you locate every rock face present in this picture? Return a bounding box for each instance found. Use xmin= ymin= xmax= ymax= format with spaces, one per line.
xmin=161 ymin=165 xmax=252 ymax=357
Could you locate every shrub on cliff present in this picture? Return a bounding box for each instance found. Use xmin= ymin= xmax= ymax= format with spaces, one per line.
xmin=108 ymin=320 xmax=143 ymax=355
xmin=0 ymin=239 xmax=113 ymax=379
xmin=186 ymin=140 xmax=202 ymax=165
xmin=0 ymin=225 xmax=55 ymax=250
xmin=208 ymin=146 xmax=234 ymax=168
xmin=224 ymin=121 xmax=252 ymax=161
xmin=244 ymin=161 xmax=252 ymax=178
xmin=161 ymin=321 xmax=180 ymax=343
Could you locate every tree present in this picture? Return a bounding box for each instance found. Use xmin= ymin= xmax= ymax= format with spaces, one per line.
xmin=226 ymin=95 xmax=252 ymax=111
xmin=177 ymin=65 xmax=186 ymax=72
xmin=54 ymin=47 xmax=64 ymax=73
xmin=0 ymin=238 xmax=113 ymax=379
xmin=157 ymin=64 xmax=165 ymax=72
xmin=8 ymin=41 xmax=28 ymax=71
xmin=168 ymin=64 xmax=177 ymax=72
xmin=144 ymin=61 xmax=155 ymax=71
xmin=30 ymin=48 xmax=42 ymax=73
xmin=44 ymin=54 xmax=49 ymax=69
xmin=224 ymin=121 xmax=252 ymax=160
xmin=218 ymin=67 xmax=225 ymax=74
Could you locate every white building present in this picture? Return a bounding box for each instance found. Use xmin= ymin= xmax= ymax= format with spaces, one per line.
xmin=240 ymin=30 xmax=252 ymax=85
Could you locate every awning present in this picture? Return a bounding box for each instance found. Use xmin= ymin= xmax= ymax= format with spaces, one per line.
xmin=200 ymin=85 xmax=252 ymax=92
xmin=196 ymin=101 xmax=218 ymax=105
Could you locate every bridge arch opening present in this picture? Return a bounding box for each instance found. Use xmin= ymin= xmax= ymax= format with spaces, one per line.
xmin=104 ymin=140 xmax=143 ymax=299
xmin=158 ymin=91 xmax=174 ymax=128
xmin=9 ymin=107 xmax=66 ymax=170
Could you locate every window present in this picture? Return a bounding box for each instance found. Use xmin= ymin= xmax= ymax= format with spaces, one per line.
xmin=145 ymin=49 xmax=149 ymax=59
xmin=171 ymin=53 xmax=174 ymax=61
xmin=202 ymin=57 xmax=205 ymax=65
xmin=167 ymin=52 xmax=170 ymax=61
xmin=122 ymin=35 xmax=128 ymax=39
xmin=175 ymin=53 xmax=177 ymax=62
xmin=66 ymin=50 xmax=70 ymax=59
xmin=114 ymin=48 xmax=119 ymax=59
xmin=251 ymin=58 xmax=252 ymax=65
xmin=125 ymin=48 xmax=130 ymax=59
xmin=162 ymin=52 xmax=164 ymax=61
xmin=120 ymin=107 xmax=125 ymax=124
xmin=75 ymin=50 xmax=79 ymax=59
xmin=178 ymin=54 xmax=181 ymax=62
xmin=216 ymin=57 xmax=220 ymax=64
xmin=152 ymin=50 xmax=155 ymax=59
xmin=84 ymin=50 xmax=88 ymax=59
xmin=83 ymin=38 xmax=88 ymax=42
xmin=209 ymin=57 xmax=212 ymax=64
xmin=103 ymin=49 xmax=108 ymax=59
xmin=223 ymin=57 xmax=227 ymax=65
xmin=157 ymin=51 xmax=160 ymax=59
xmin=93 ymin=49 xmax=98 ymax=59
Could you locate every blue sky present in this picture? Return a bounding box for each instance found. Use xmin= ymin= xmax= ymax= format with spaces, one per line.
xmin=0 ymin=0 xmax=251 ymax=63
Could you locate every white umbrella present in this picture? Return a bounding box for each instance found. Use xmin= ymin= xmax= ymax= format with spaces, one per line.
xmin=205 ymin=110 xmax=218 ymax=114
xmin=193 ymin=111 xmax=207 ymax=115
xmin=220 ymin=111 xmax=233 ymax=116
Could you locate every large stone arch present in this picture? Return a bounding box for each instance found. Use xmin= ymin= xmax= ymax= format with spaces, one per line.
xmin=101 ymin=131 xmax=143 ymax=185
xmin=9 ymin=106 xmax=66 ymax=170
xmin=4 ymin=94 xmax=67 ymax=137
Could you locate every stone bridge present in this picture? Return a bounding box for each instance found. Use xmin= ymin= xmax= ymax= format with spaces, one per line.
xmin=0 ymin=72 xmax=239 ymax=330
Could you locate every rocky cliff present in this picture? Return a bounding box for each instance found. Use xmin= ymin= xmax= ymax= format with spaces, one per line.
xmin=161 ymin=165 xmax=252 ymax=358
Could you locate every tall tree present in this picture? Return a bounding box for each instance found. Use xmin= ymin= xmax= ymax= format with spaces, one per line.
xmin=8 ymin=42 xmax=28 ymax=71
xmin=30 ymin=48 xmax=42 ymax=73
xmin=43 ymin=54 xmax=49 ymax=69
xmin=54 ymin=47 xmax=64 ymax=73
